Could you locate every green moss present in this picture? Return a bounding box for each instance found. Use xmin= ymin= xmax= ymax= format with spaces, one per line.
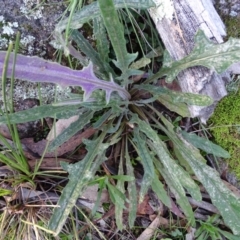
xmin=222 ymin=16 xmax=240 ymax=39
xmin=226 ymin=17 xmax=240 ymax=38
xmin=208 ymin=91 xmax=240 ymax=178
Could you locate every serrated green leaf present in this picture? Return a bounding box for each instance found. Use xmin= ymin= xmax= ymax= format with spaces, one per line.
xmin=48 ymin=132 xmax=110 ymax=235
xmin=131 ymin=114 xmax=201 ymax=201
xmin=0 ymin=104 xmax=82 ymax=124
xmin=180 ymin=130 xmax=230 ymax=158
xmin=130 ymin=114 xmax=201 ymax=224
xmin=136 ymin=84 xmax=213 ymax=106
xmin=153 ymin=157 xmax=195 ymax=225
xmin=98 ymin=0 xmax=138 ymax=84
xmin=125 ymin=144 xmax=137 ymax=228
xmin=152 ymin=30 xmax=240 ymax=82
xmin=48 ymin=110 xmax=94 ymax=151
xmin=159 ymin=115 xmax=240 ymax=235
xmin=132 ymin=128 xmax=155 ymax=202
xmin=70 ymin=30 xmax=113 ymax=78
xmin=176 ymin=136 xmax=240 ymax=235
xmin=93 ymin=17 xmax=114 ymax=76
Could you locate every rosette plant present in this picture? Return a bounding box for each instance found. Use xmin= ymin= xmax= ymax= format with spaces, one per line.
xmin=1 ymin=0 xmax=240 ymax=237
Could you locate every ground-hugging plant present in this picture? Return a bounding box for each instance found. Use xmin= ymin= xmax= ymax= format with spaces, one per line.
xmin=1 ymin=0 xmax=240 ymax=237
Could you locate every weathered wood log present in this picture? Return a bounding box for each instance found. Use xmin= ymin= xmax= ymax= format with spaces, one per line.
xmin=148 ymin=0 xmax=231 ymax=123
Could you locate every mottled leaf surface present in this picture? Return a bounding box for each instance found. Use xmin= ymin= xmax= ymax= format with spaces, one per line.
xmin=181 ymin=130 xmax=230 ymax=158
xmin=151 ymin=173 xmax=171 ymax=207
xmin=48 ymin=134 xmax=111 ymax=235
xmin=0 ymin=104 xmax=83 ymax=124
xmin=152 ymin=30 xmax=240 ymax=82
xmin=125 ymin=147 xmax=137 ymax=228
xmin=130 ymin=114 xmax=201 ymax=224
xmin=115 ymin=152 xmax=125 ymax=230
xmin=136 ymin=84 xmax=213 ymax=106
xmin=98 ymin=0 xmax=138 ymax=84
xmin=160 ymin=115 xmax=240 ymax=235
xmin=93 ymin=17 xmax=114 ymax=76
xmin=133 ymin=128 xmax=155 ymax=201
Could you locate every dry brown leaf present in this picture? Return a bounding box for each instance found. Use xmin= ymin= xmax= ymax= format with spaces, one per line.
xmin=21 ymin=127 xmax=96 ymax=157
xmin=81 ymin=185 xmax=109 ymax=204
xmin=137 ymin=195 xmax=154 ymax=215
xmin=47 ymin=115 xmax=79 ymax=141
xmin=223 ymin=179 xmax=240 ymax=198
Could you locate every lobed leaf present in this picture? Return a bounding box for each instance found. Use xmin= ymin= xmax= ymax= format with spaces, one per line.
xmin=152 ymin=30 xmax=240 ymax=82
xmin=48 ymin=132 xmax=111 ymax=235
xmin=70 ymin=30 xmax=114 ymax=78
xmin=93 ymin=17 xmax=114 ymax=76
xmin=130 ymin=113 xmax=201 ymax=224
xmin=98 ymin=0 xmax=138 ymax=84
xmin=160 ymin=115 xmax=240 ymax=235
xmin=0 ymin=52 xmax=130 ymax=103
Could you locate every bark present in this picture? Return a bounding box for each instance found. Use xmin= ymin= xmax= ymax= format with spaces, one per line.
xmin=149 ymin=0 xmax=231 ymax=123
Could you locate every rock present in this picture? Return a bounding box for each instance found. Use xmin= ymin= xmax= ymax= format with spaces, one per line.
xmin=0 ymin=98 xmax=41 ymax=139
xmin=0 ymin=1 xmax=71 ymax=108
xmin=213 ymin=0 xmax=240 ymax=17
xmin=0 ymin=0 xmax=66 ymax=55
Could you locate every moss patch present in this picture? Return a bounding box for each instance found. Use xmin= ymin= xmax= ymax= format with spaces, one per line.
xmin=225 ymin=16 xmax=240 ymax=39
xmin=208 ymin=91 xmax=240 ymax=178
